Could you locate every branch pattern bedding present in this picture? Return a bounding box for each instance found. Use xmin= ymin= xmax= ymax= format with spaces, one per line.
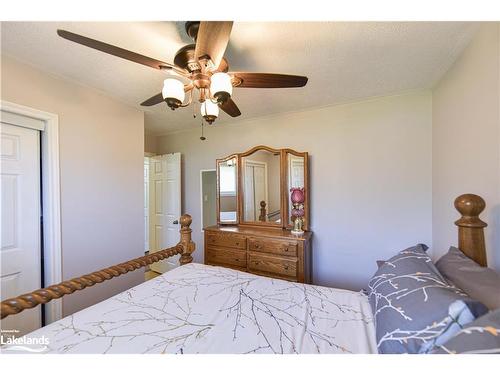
xmin=11 ymin=264 xmax=377 ymax=354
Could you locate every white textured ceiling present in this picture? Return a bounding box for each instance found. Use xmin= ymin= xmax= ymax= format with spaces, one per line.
xmin=1 ymin=22 xmax=478 ymax=135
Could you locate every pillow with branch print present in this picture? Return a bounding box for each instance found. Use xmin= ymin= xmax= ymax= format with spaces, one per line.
xmin=431 ymin=308 xmax=500 ymax=354
xmin=367 ymin=244 xmax=488 ymax=354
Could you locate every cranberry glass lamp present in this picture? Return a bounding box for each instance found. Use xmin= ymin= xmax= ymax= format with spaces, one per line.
xmin=290 ymin=187 xmax=305 ymax=235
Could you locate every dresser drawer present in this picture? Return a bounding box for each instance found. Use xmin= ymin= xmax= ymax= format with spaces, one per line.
xmin=248 ymin=238 xmax=298 ymax=257
xmin=206 ymin=247 xmax=247 ymax=268
xmin=206 ymin=232 xmax=246 ymax=249
xmin=248 ymin=252 xmax=297 ymax=278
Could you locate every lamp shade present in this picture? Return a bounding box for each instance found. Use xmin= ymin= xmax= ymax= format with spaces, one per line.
xmin=210 ymin=72 xmax=233 ymax=98
xmin=200 ymin=100 xmax=219 ymax=117
xmin=290 ymin=187 xmax=305 ymax=204
xmin=162 ymin=78 xmax=185 ymax=102
xmin=200 ymin=100 xmax=219 ymax=124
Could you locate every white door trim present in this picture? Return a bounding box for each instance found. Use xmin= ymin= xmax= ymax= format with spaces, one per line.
xmin=1 ymin=100 xmax=62 ymax=324
xmin=200 ymin=169 xmax=216 ymax=233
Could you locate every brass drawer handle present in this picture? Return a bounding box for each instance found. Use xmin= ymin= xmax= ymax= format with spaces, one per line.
xmin=235 ymin=242 xmax=240 ymax=246
xmin=284 ymin=265 xmax=289 ymax=270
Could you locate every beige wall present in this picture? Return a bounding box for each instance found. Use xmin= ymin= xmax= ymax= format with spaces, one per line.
xmin=1 ymin=55 xmax=145 ymax=315
xmin=145 ymin=133 xmax=158 ymax=154
xmin=201 ymin=170 xmax=217 ymax=229
xmin=432 ymin=23 xmax=500 ymax=270
xmin=156 ymin=91 xmax=433 ymax=290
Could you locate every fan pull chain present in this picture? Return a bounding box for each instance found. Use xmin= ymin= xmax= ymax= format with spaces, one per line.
xmin=200 ymin=118 xmax=206 ymax=141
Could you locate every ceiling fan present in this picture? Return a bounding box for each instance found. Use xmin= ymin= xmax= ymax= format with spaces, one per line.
xmin=57 ymin=22 xmax=308 ymax=125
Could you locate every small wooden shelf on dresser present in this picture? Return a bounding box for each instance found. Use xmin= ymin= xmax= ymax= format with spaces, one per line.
xmin=204 ymin=225 xmax=312 ymax=283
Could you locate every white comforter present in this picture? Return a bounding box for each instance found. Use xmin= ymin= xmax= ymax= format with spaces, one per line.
xmin=8 ymin=264 xmax=377 ymax=354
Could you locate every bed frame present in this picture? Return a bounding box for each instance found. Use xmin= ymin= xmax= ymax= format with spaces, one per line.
xmin=0 ymin=214 xmax=195 ymax=319
xmin=0 ymin=193 xmax=489 ymax=320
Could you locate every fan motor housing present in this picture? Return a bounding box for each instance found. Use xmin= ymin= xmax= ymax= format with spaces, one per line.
xmin=174 ymin=44 xmax=200 ymax=72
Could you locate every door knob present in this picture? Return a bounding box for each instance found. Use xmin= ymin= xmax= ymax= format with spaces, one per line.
xmin=173 ymin=220 xmax=179 ymax=224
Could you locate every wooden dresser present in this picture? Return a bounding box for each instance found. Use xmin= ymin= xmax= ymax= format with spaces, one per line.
xmin=204 ymin=226 xmax=312 ymax=283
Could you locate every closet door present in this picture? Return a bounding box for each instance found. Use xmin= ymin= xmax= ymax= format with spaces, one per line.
xmin=1 ymin=122 xmax=41 ymax=337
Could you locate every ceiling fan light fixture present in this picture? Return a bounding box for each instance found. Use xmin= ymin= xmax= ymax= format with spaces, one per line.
xmin=200 ymin=100 xmax=219 ymax=124
xmin=162 ymin=78 xmax=185 ymax=109
xmin=210 ymin=72 xmax=233 ymax=103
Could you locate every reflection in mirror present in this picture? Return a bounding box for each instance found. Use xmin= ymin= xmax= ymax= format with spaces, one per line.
xmin=242 ymin=150 xmax=281 ymax=223
xmin=288 ymin=155 xmax=305 ymax=225
xmin=218 ymin=158 xmax=237 ymax=223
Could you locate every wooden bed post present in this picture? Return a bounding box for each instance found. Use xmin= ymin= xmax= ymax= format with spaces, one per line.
xmin=454 ymin=194 xmax=488 ymax=267
xmin=179 ymin=214 xmax=195 ymax=265
xmin=259 ymin=201 xmax=267 ymax=222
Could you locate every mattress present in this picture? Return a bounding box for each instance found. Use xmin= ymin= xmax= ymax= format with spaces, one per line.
xmin=4 ymin=263 xmax=377 ymax=354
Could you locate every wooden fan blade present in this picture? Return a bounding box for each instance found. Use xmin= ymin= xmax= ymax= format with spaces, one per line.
xmin=141 ymin=93 xmax=164 ymax=106
xmin=231 ymin=72 xmax=308 ymax=88
xmin=194 ymin=22 xmax=233 ymax=69
xmin=57 ymin=29 xmax=187 ymax=75
xmin=219 ymin=97 xmax=241 ymax=117
xmin=216 ymin=57 xmax=229 ymax=73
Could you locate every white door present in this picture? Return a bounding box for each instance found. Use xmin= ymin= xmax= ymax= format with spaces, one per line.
xmin=243 ymin=161 xmax=267 ymax=221
xmin=144 ymin=157 xmax=150 ymax=253
xmin=253 ymin=165 xmax=266 ymax=219
xmin=244 ymin=164 xmax=255 ymax=221
xmin=1 ymin=122 xmax=42 ymax=337
xmin=149 ymin=153 xmax=181 ymax=273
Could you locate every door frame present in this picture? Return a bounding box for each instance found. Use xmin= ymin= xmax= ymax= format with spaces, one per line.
xmin=1 ymin=100 xmax=62 ymax=324
xmin=200 ymin=169 xmax=216 ymax=233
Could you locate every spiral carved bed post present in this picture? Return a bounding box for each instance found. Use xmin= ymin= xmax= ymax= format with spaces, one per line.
xmin=454 ymin=194 xmax=488 ymax=267
xmin=0 ymin=214 xmax=195 ymax=320
xmin=179 ymin=214 xmax=195 ymax=265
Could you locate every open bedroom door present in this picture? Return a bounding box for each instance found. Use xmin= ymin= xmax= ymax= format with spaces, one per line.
xmin=149 ymin=152 xmax=181 ymax=274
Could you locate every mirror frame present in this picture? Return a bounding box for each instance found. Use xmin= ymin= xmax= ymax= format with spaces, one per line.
xmin=284 ymin=149 xmax=309 ymax=231
xmin=238 ymin=145 xmax=284 ymax=228
xmin=216 ymin=153 xmax=239 ymax=225
xmin=216 ymin=145 xmax=309 ymax=231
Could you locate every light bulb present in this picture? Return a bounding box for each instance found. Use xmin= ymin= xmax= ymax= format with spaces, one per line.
xmin=210 ymin=72 xmax=232 ymax=103
xmin=200 ymin=101 xmax=219 ymax=124
xmin=162 ymin=78 xmax=185 ymax=109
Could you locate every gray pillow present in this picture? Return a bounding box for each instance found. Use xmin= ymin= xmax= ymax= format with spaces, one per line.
xmin=436 ymin=247 xmax=500 ymax=310
xmin=367 ymin=244 xmax=488 ymax=354
xmin=432 ymin=308 xmax=500 ymax=354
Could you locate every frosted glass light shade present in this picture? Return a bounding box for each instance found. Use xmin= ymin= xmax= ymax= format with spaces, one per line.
xmin=210 ymin=72 xmax=233 ymax=98
xmin=162 ymin=78 xmax=185 ymax=102
xmin=200 ymin=100 xmax=219 ymax=124
xmin=200 ymin=100 xmax=219 ymax=117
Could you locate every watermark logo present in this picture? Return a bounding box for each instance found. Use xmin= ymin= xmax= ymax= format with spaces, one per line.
xmin=1 ymin=329 xmax=49 ymax=353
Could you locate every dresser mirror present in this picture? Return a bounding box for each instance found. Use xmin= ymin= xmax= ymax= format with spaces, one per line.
xmin=216 ymin=155 xmax=238 ymax=224
xmin=241 ymin=148 xmax=282 ymax=225
xmin=285 ymin=150 xmax=309 ymax=231
xmin=215 ymin=146 xmax=309 ymax=230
